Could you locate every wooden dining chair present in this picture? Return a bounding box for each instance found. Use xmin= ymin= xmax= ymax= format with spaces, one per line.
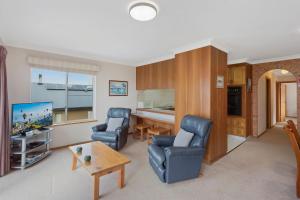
xmin=284 ymin=120 xmax=300 ymax=198
xmin=287 ymin=120 xmax=300 ymax=145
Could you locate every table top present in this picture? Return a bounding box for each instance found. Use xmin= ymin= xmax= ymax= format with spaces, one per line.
xmin=69 ymin=141 xmax=131 ymax=175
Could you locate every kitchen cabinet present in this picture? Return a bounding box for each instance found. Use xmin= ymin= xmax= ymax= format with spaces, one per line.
xmin=227 ymin=63 xmax=252 ymax=137
xmin=227 ymin=117 xmax=246 ymax=136
xmin=227 ymin=66 xmax=246 ymax=85
xmin=136 ymin=59 xmax=175 ymax=90
xmin=136 ymin=66 xmax=145 ymax=90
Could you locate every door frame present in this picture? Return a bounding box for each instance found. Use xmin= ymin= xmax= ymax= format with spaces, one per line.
xmin=276 ymin=81 xmax=296 ymax=122
xmin=266 ymin=78 xmax=272 ymax=128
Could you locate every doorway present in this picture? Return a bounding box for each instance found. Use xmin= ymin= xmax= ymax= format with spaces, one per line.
xmin=276 ymin=81 xmax=297 ymax=124
xmin=257 ymin=69 xmax=297 ymax=135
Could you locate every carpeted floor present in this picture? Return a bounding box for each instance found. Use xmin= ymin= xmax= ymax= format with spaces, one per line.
xmin=0 ymin=126 xmax=298 ymax=200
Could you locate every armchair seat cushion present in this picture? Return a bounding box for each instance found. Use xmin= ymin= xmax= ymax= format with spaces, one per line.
xmin=91 ymin=131 xmax=117 ymax=143
xmin=148 ymin=144 xmax=166 ymax=167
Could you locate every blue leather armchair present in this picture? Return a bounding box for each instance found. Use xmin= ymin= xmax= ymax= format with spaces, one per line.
xmin=148 ymin=115 xmax=212 ymax=183
xmin=91 ymin=108 xmax=131 ymax=150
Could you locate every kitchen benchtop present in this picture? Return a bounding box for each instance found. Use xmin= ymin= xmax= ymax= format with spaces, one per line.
xmin=132 ymin=108 xmax=175 ymax=124
xmin=136 ymin=108 xmax=175 ymax=115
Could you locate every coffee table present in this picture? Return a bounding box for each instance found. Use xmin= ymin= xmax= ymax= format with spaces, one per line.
xmin=69 ymin=141 xmax=131 ymax=200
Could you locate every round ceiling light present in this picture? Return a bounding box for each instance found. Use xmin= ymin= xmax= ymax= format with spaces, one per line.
xmin=129 ymin=2 xmax=158 ymax=21
xmin=281 ymin=69 xmax=289 ymax=74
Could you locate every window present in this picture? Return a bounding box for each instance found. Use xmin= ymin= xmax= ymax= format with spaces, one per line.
xmin=31 ymin=68 xmax=94 ymax=124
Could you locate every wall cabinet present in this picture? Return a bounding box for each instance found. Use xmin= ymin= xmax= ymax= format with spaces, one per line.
xmin=227 ymin=66 xmax=246 ymax=85
xmin=136 ymin=59 xmax=175 ymax=90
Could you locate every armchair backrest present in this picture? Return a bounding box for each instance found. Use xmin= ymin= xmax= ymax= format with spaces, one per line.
xmin=180 ymin=115 xmax=212 ymax=148
xmin=106 ymin=108 xmax=132 ymax=128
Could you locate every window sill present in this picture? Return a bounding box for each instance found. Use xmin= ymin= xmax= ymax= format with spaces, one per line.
xmin=51 ymin=119 xmax=98 ymax=127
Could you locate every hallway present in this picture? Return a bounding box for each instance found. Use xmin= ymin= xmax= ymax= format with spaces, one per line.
xmin=209 ymin=125 xmax=297 ymax=199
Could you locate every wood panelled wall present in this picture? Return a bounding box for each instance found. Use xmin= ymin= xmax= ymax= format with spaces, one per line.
xmin=175 ymin=46 xmax=228 ymax=163
xmin=136 ymin=59 xmax=175 ymax=90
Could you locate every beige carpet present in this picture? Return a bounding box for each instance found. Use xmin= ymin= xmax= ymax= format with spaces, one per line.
xmin=0 ymin=127 xmax=298 ymax=200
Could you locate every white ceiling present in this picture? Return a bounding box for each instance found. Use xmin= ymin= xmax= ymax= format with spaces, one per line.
xmin=1 ymin=0 xmax=300 ymax=66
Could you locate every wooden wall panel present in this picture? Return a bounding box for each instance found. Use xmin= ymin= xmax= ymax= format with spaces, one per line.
xmin=206 ymin=47 xmax=228 ymax=162
xmin=175 ymin=46 xmax=227 ymax=163
xmin=175 ymin=53 xmax=188 ymax=131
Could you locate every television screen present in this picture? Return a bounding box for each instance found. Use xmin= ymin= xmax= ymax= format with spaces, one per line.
xmin=11 ymin=102 xmax=53 ymax=135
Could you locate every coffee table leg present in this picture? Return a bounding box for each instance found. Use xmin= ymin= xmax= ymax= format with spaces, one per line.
xmin=72 ymin=155 xmax=77 ymax=170
xmin=94 ymin=175 xmax=100 ymax=200
xmin=118 ymin=166 xmax=125 ymax=188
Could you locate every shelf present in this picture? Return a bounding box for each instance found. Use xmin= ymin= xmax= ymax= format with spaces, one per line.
xmin=11 ymin=128 xmax=53 ymax=170
xmin=11 ymin=128 xmax=53 ymax=140
xmin=12 ymin=140 xmax=52 ymax=155
xmin=11 ymin=151 xmax=51 ymax=169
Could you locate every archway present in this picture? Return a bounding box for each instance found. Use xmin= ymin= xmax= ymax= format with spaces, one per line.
xmin=252 ymin=59 xmax=300 ymax=136
xmin=257 ymin=69 xmax=297 ymax=135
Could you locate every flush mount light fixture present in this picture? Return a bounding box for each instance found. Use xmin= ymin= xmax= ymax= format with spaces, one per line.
xmin=281 ymin=69 xmax=289 ymax=75
xmin=129 ymin=1 xmax=158 ymax=21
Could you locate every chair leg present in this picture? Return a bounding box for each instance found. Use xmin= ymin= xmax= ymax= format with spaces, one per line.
xmin=140 ymin=129 xmax=144 ymax=141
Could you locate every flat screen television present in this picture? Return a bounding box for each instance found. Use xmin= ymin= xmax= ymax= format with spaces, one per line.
xmin=11 ymin=102 xmax=53 ymax=135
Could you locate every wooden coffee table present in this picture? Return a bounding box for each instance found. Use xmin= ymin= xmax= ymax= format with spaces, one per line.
xmin=69 ymin=141 xmax=131 ymax=200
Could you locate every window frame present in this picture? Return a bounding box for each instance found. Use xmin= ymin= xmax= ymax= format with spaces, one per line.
xmin=30 ymin=67 xmax=96 ymax=125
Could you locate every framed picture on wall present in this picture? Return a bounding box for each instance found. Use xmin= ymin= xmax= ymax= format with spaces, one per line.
xmin=109 ymin=80 xmax=128 ymax=96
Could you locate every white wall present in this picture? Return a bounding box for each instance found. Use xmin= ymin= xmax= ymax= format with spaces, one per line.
xmin=6 ymin=46 xmax=137 ymax=148
xmin=257 ymin=74 xmax=267 ymax=135
xmin=257 ymin=71 xmax=277 ymax=135
xmin=270 ymin=74 xmax=277 ymax=125
xmin=285 ymin=83 xmax=297 ymax=117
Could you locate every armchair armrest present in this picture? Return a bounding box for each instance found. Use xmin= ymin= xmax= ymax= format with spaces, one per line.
xmin=164 ymin=146 xmax=205 ymax=183
xmin=164 ymin=147 xmax=204 ymax=157
xmin=152 ymin=136 xmax=176 ymax=147
xmin=115 ymin=126 xmax=127 ymax=136
xmin=115 ymin=126 xmax=129 ymax=150
xmin=92 ymin=123 xmax=107 ymax=132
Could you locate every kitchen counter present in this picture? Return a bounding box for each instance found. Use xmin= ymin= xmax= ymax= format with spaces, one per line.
xmin=132 ymin=108 xmax=175 ymax=124
xmin=136 ymin=108 xmax=175 ymax=115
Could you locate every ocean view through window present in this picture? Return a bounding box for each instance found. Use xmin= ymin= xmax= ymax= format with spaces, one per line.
xmin=31 ymin=68 xmax=94 ymax=124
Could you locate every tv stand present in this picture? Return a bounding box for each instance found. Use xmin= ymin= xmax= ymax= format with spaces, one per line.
xmin=37 ymin=127 xmax=49 ymax=131
xmin=11 ymin=128 xmax=53 ymax=170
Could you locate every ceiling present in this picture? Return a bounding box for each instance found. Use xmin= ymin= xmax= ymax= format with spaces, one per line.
xmin=1 ymin=0 xmax=300 ymax=66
